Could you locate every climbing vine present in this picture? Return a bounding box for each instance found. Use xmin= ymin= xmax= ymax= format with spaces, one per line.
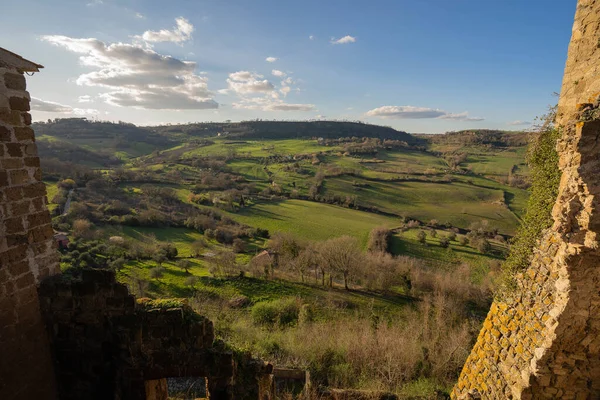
xmin=502 ymin=107 xmax=561 ymax=289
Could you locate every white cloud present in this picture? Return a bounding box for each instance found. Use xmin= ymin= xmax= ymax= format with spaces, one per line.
xmin=438 ymin=112 xmax=484 ymax=122
xmin=280 ymin=86 xmax=291 ymax=96
xmin=366 ymin=106 xmax=446 ymax=119
xmin=225 ymin=68 xmax=311 ymax=112
xmin=331 ymin=35 xmax=356 ymax=45
xmin=365 ymin=105 xmax=484 ymax=121
xmin=265 ymin=56 xmax=278 ymax=63
xmin=86 ymin=0 xmax=103 ymax=6
xmin=226 ymin=71 xmax=275 ymax=94
xmin=135 ymin=12 xmax=145 ymax=19
xmin=309 ymin=35 xmax=315 ymax=40
xmin=140 ymin=17 xmax=194 ymax=43
xmin=78 ymin=95 xmax=93 ymax=103
xmin=42 ymin=34 xmax=218 ymax=110
xmin=507 ymin=120 xmax=532 ymax=126
xmin=233 ymin=97 xmax=315 ymax=112
xmin=31 ymin=97 xmax=98 ymax=115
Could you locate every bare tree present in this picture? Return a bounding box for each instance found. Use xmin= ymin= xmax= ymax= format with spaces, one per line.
xmin=318 ymin=236 xmax=363 ymax=290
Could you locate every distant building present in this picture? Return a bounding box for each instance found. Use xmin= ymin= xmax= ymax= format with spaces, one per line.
xmin=53 ymin=231 xmax=69 ymax=249
xmin=250 ymin=250 xmax=279 ymax=268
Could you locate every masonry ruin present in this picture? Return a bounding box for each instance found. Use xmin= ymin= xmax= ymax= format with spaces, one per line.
xmin=452 ymin=0 xmax=600 ymax=398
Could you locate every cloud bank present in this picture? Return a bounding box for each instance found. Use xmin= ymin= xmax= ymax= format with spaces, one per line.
xmin=365 ymin=105 xmax=483 ymax=121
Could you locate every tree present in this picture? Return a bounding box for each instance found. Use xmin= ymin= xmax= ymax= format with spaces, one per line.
xmin=152 ymin=251 xmax=167 ymax=267
xmin=417 ymin=230 xmax=427 ymax=244
xmin=293 ymin=244 xmax=317 ymax=283
xmin=177 ymin=259 xmax=193 ymax=274
xmin=149 ymin=267 xmax=164 ymax=281
xmin=161 ymin=244 xmax=178 ymax=260
xmin=430 ymin=229 xmax=438 ymax=238
xmin=459 ymin=236 xmax=469 ymax=246
xmin=439 ymin=237 xmax=450 ymax=248
xmin=211 ymin=251 xmax=238 ymax=277
xmin=367 ymin=227 xmax=392 ymax=253
xmin=232 ymin=238 xmax=246 ymax=253
xmin=476 ymin=238 xmax=492 ymax=254
xmin=190 ymin=238 xmax=208 ymax=258
xmin=318 ymin=236 xmax=362 ymax=290
xmin=447 ymin=231 xmax=457 ymax=242
xmin=185 ymin=276 xmax=199 ymax=294
xmin=72 ymin=219 xmax=92 ymax=239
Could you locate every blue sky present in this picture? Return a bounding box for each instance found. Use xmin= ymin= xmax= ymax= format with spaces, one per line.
xmin=1 ymin=0 xmax=576 ymax=133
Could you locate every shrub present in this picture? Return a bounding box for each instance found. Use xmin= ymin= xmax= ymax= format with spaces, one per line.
xmin=367 ymin=227 xmax=392 ymax=253
xmin=439 ymin=237 xmax=450 ymax=248
xmin=149 ymin=267 xmax=164 ymax=280
xmin=417 ymin=230 xmax=427 ymax=244
xmin=251 ymin=298 xmax=301 ymax=327
xmin=232 ymin=238 xmax=246 ymax=253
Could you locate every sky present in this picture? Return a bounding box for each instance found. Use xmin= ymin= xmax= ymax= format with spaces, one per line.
xmin=1 ymin=0 xmax=577 ymax=133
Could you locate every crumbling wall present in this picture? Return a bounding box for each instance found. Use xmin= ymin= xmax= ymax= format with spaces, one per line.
xmin=452 ymin=1 xmax=600 ymax=398
xmin=38 ymin=269 xmax=273 ymax=400
xmin=0 ymin=62 xmax=60 ymax=398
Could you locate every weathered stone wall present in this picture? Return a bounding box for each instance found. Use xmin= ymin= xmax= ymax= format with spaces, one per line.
xmin=38 ymin=269 xmax=273 ymax=400
xmin=0 ymin=64 xmax=60 ymax=398
xmin=452 ymin=1 xmax=600 ymax=398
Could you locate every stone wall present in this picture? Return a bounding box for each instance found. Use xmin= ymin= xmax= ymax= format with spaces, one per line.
xmin=0 ymin=63 xmax=60 ymax=398
xmin=452 ymin=1 xmax=600 ymax=398
xmin=38 ymin=269 xmax=273 ymax=400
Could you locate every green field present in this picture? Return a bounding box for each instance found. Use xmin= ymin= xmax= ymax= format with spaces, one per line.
xmin=227 ymin=199 xmax=399 ymax=246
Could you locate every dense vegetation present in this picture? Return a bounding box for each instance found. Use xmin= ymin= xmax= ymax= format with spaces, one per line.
xmin=502 ymin=110 xmax=561 ymax=286
xmin=40 ymin=118 xmax=530 ymax=397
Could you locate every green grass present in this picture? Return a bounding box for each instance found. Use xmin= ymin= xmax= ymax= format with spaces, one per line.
xmin=390 ymin=228 xmax=505 ymax=274
xmin=324 ymin=176 xmax=521 ymax=234
xmin=114 ymin=226 xmax=207 ymax=257
xmin=227 ymin=199 xmax=399 ymax=246
xmin=44 ymin=181 xmax=59 ymax=212
xmin=182 ymin=138 xmax=339 ymax=158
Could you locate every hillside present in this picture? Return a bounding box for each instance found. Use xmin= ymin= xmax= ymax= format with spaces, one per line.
xmin=39 ymin=119 xmax=530 ymax=397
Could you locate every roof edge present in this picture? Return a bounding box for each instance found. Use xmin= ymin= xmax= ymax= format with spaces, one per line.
xmin=0 ymin=47 xmax=43 ymax=72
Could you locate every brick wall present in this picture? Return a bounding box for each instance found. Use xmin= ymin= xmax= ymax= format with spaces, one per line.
xmin=452 ymin=1 xmax=600 ymax=398
xmin=0 ymin=65 xmax=60 ymax=398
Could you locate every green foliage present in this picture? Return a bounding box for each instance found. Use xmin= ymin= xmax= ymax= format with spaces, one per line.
xmin=251 ymin=297 xmax=301 ymax=327
xmin=502 ymin=112 xmax=561 ymax=283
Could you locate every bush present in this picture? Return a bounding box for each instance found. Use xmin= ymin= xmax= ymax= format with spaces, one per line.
xmin=149 ymin=267 xmax=164 ymax=280
xmin=251 ymin=298 xmax=301 ymax=327
xmin=439 ymin=237 xmax=450 ymax=248
xmin=367 ymin=227 xmax=392 ymax=253
xmin=417 ymin=230 xmax=427 ymax=244
xmin=232 ymin=238 xmax=246 ymax=253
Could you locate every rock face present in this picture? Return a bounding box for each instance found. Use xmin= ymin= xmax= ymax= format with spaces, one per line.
xmin=452 ymin=1 xmax=600 ymax=398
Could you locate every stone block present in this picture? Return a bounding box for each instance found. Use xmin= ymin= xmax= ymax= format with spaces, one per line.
xmin=0 ymin=125 xmax=11 ymax=141
xmin=5 ymin=142 xmax=23 ymax=157
xmin=5 ymin=217 xmax=24 ymax=234
xmin=3 ymin=73 xmax=26 ymax=91
xmin=9 ymin=96 xmax=30 ymax=111
xmin=9 ymin=169 xmax=30 ymax=185
xmin=13 ymin=127 xmax=34 ymax=141
xmin=22 ymin=182 xmax=46 ymax=199
xmin=1 ymin=157 xmax=24 ymax=169
xmin=26 ymin=211 xmax=51 ymax=229
xmin=24 ymin=156 xmax=40 ymax=167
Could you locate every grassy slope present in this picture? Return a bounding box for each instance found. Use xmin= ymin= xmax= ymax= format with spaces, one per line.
xmin=226 ymin=199 xmax=399 ymax=247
